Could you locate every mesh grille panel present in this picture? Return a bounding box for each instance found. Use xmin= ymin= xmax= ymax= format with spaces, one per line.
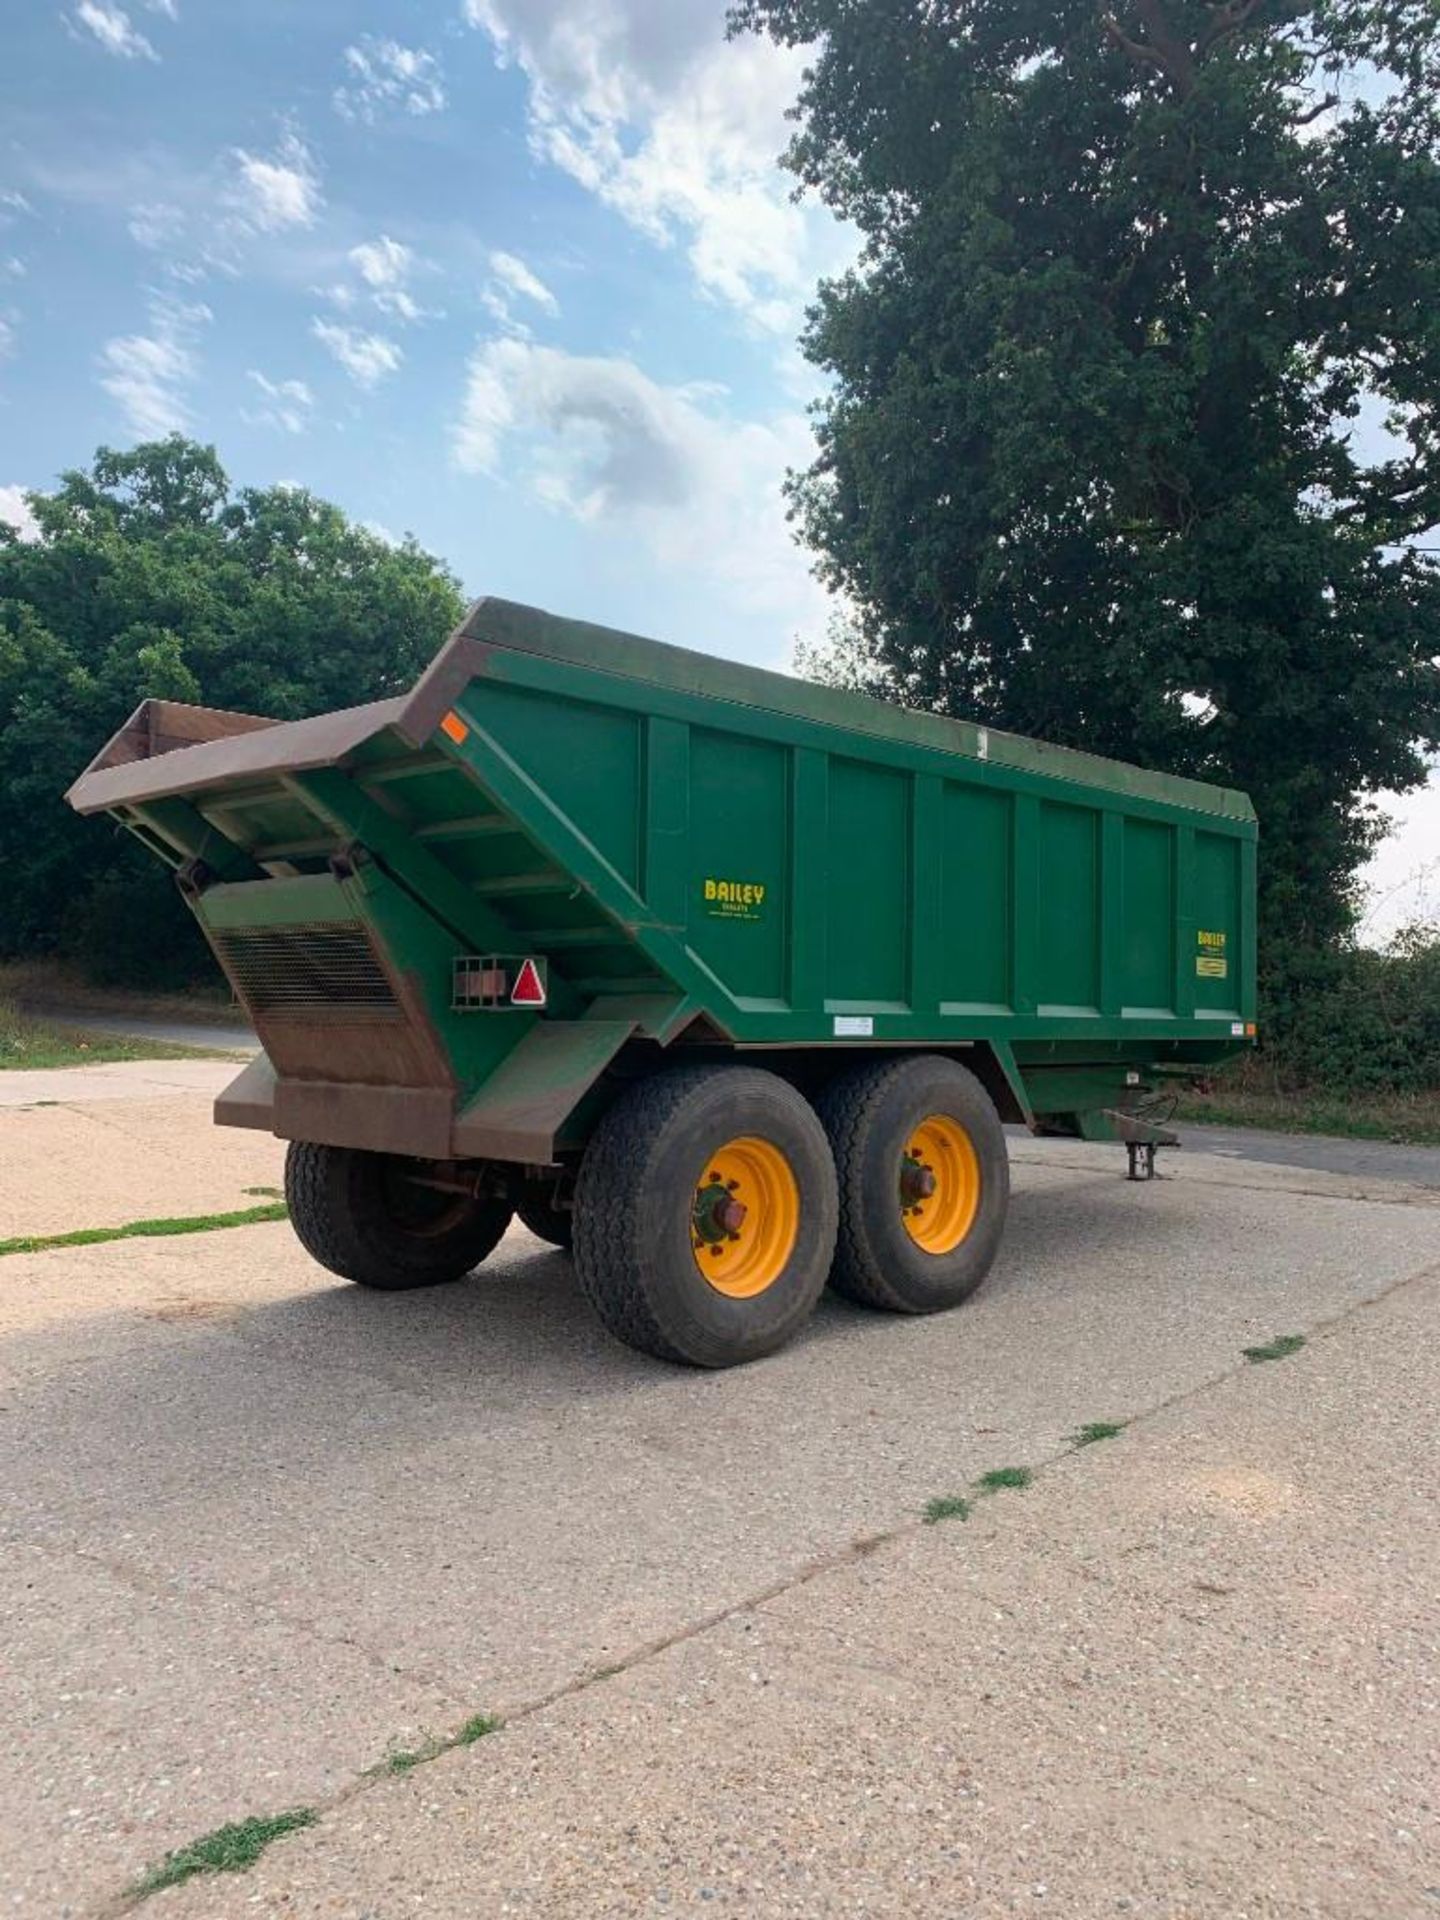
xmin=209 ymin=922 xmax=400 ymax=1018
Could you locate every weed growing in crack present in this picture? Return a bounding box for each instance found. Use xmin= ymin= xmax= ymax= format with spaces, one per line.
xmin=127 ymin=1809 xmax=316 ymax=1900
xmin=923 ymin=1495 xmax=971 ymax=1525
xmin=975 ymin=1466 xmax=1033 ymax=1495
xmin=1242 ymin=1333 xmax=1306 ymax=1364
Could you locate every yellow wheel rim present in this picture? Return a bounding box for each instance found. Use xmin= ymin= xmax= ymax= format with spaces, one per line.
xmin=690 ymin=1136 xmax=799 ymax=1299
xmin=900 ymin=1114 xmax=981 ymax=1255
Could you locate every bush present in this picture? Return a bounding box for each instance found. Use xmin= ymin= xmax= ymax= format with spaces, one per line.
xmin=1258 ymin=922 xmax=1440 ymax=1095
xmin=0 ymin=437 xmax=465 ymax=982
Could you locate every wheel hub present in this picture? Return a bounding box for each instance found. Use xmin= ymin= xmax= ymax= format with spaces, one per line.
xmin=899 ymin=1155 xmax=937 ymax=1205
xmin=689 ymin=1137 xmax=799 ymax=1299
xmin=899 ymin=1115 xmax=981 ymax=1254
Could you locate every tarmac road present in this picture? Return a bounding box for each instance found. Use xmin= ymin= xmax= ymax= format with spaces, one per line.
xmin=1 ymin=1062 xmax=1437 ymax=1917
xmin=1177 ymin=1119 xmax=1440 ymax=1187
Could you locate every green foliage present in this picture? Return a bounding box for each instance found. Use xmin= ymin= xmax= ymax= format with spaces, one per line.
xmin=127 ymin=1808 xmax=317 ymax=1898
xmin=1259 ymin=920 xmax=1440 ymax=1092
xmin=1069 ymin=1421 xmax=1127 ymax=1448
xmin=734 ymin=0 xmax=1440 ymax=979
xmin=0 ymin=437 xmax=465 ymax=984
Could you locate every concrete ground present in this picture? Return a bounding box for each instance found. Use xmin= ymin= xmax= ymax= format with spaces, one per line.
xmin=1 ymin=1063 xmax=1437 ymax=1918
xmin=0 ymin=1062 xmax=284 ymax=1238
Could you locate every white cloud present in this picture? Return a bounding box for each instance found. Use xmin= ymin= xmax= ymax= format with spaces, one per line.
xmin=244 ymin=370 xmax=314 ymax=435
xmin=69 ymin=0 xmax=157 ymax=60
xmin=311 ymin=318 xmax=402 ymax=389
xmin=341 ymin=236 xmax=436 ymax=324
xmin=1 ymin=258 xmax=24 ymax=280
xmin=0 ymin=314 xmax=15 ymax=362
xmin=228 ymin=134 xmax=321 ymax=234
xmin=350 ymin=235 xmax=412 ymax=290
xmin=98 ymin=292 xmax=210 ymax=436
xmin=0 ymin=485 xmax=39 ymax=541
xmin=489 ymin=250 xmax=558 ymax=316
xmin=335 ymin=37 xmax=446 ymax=123
xmin=454 ymin=336 xmax=825 ymax=631
xmin=463 ymin=0 xmax=850 ymax=332
xmin=127 ymin=201 xmax=184 ymax=250
xmin=0 ymin=191 xmax=35 ymax=226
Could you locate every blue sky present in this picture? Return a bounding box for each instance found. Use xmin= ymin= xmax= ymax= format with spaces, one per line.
xmin=1 ymin=0 xmax=1434 ymax=933
xmin=1 ymin=0 xmax=847 ymax=668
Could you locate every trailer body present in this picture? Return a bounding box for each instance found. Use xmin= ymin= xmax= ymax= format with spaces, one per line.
xmin=68 ymin=599 xmax=1257 ymax=1364
xmin=68 ymin=596 xmax=1256 ymax=1152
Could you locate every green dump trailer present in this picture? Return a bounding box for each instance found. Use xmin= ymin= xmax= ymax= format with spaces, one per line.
xmin=67 ymin=598 xmax=1257 ymax=1367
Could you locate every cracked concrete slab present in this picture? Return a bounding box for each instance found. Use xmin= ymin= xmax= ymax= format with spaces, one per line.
xmin=0 ymin=1067 xmax=282 ymax=1240
xmin=152 ymin=1266 xmax=1440 ymax=1920
xmin=0 ymin=1058 xmax=243 ymax=1111
xmin=1 ymin=1091 xmax=1437 ymax=1916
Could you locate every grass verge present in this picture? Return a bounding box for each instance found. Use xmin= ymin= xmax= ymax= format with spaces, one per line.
xmin=0 ymin=960 xmax=236 ymax=1025
xmin=0 ymin=1203 xmax=287 ymax=1258
xmin=1175 ymin=1083 xmax=1440 ymax=1148
xmin=0 ymin=997 xmax=232 ymax=1071
xmin=127 ymin=1809 xmax=317 ymax=1900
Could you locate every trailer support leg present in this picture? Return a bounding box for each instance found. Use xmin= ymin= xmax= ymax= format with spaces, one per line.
xmin=1126 ymin=1141 xmax=1159 ymax=1182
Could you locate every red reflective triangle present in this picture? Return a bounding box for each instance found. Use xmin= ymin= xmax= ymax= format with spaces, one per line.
xmin=510 ymin=957 xmax=547 ymax=1007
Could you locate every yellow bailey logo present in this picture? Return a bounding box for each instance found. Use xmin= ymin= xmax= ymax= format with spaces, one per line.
xmin=703 ymin=877 xmax=767 ymax=921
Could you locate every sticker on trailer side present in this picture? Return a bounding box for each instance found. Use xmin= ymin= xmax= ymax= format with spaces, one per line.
xmin=702 ymin=877 xmax=767 ymax=922
xmin=833 ymin=1015 xmax=874 ymax=1038
xmin=1196 ymin=928 xmax=1229 ymax=979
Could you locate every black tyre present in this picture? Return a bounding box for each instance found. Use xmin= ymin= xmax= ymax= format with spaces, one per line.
xmin=285 ymin=1143 xmax=512 ymax=1291
xmin=571 ymin=1067 xmax=838 ymax=1367
xmin=516 ymin=1191 xmax=573 ymax=1251
xmin=816 ymin=1056 xmax=1009 ymax=1313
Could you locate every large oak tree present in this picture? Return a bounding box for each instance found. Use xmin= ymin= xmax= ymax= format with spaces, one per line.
xmin=734 ymin=0 xmax=1440 ymax=1001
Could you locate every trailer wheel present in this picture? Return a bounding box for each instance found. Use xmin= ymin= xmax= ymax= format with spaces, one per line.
xmin=516 ymin=1190 xmax=573 ymax=1251
xmin=571 ymin=1067 xmax=838 ymax=1367
xmin=816 ymin=1056 xmax=1009 ymax=1313
xmin=285 ymin=1143 xmax=512 ymax=1290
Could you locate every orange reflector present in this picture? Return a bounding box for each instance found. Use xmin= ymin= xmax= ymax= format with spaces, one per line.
xmin=510 ymin=957 xmax=547 ymax=1008
xmin=1245 ymin=1023 xmax=1258 ymax=1038
xmin=440 ymin=710 xmax=469 ymax=745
